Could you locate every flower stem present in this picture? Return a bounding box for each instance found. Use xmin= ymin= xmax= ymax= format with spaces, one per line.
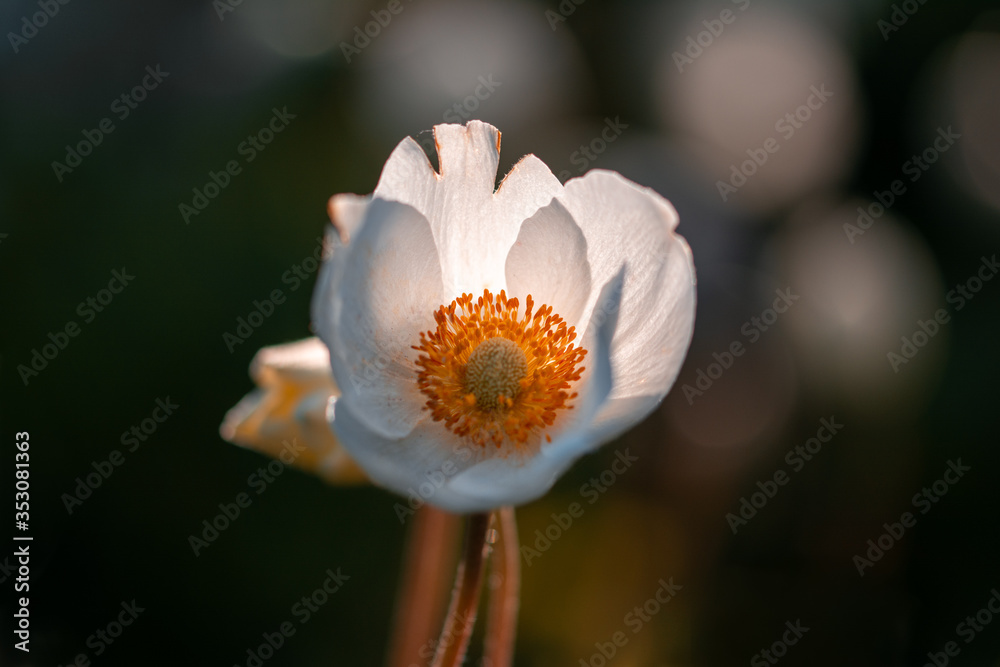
xmin=387 ymin=506 xmax=461 ymax=667
xmin=430 ymin=512 xmax=491 ymax=667
xmin=484 ymin=507 xmax=520 ymax=667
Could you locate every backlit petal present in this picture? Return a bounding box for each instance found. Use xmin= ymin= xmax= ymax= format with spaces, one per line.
xmin=321 ymin=199 xmax=445 ymax=439
xmin=505 ymin=198 xmax=592 ymax=329
xmin=220 ymin=338 xmax=366 ymax=485
xmin=559 ymin=170 xmax=696 ymax=402
xmin=374 ymin=121 xmax=562 ymax=297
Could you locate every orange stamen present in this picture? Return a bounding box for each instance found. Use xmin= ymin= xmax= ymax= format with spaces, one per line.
xmin=413 ymin=289 xmax=587 ymax=449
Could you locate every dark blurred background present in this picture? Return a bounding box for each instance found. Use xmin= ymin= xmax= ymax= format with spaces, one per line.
xmin=2 ymin=0 xmax=1000 ymax=665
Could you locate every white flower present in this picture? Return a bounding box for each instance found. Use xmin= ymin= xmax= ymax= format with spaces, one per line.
xmin=221 ymin=337 xmax=366 ymax=485
xmin=312 ymin=120 xmax=696 ymax=513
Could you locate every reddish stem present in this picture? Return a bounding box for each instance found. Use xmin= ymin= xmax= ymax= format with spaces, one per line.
xmin=483 ymin=507 xmax=520 ymax=667
xmin=387 ymin=506 xmax=461 ymax=667
xmin=430 ymin=513 xmax=492 ymax=667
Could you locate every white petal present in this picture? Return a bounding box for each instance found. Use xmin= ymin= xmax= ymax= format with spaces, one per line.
xmin=371 ymin=134 xmax=441 ymax=215
xmin=310 ymin=194 xmax=371 ymax=345
xmin=607 ymin=231 xmax=696 ymax=401
xmin=542 ymin=268 xmax=622 ymax=458
xmin=583 ymin=394 xmax=663 ymax=447
xmin=326 ymin=193 xmax=371 ymax=242
xmin=504 ymin=198 xmax=591 ymax=328
xmin=373 ymin=121 xmax=563 ymax=296
xmin=220 ymin=338 xmax=334 ymax=445
xmin=332 ymin=394 xmax=572 ymax=513
xmin=494 ymin=153 xmax=565 ymax=232
xmin=329 ymin=396 xmax=488 ymax=511
xmin=249 ymin=336 xmax=332 ymax=389
xmin=220 ymin=338 xmax=367 ymax=485
xmin=321 ymin=199 xmax=444 ymax=439
xmin=559 ymin=170 xmax=697 ymax=402
xmin=439 ymin=454 xmax=574 ymax=511
xmin=295 ymin=390 xmax=367 ymax=485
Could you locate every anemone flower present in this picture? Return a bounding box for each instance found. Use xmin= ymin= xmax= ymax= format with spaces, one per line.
xmin=223 ymin=120 xmax=695 ymax=667
xmin=220 ymin=336 xmax=366 ymax=484
xmin=313 ymin=120 xmax=696 ymax=514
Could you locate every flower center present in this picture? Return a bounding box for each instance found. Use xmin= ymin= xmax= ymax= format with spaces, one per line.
xmin=464 ymin=337 xmax=528 ymax=410
xmin=413 ymin=289 xmax=587 ymax=449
